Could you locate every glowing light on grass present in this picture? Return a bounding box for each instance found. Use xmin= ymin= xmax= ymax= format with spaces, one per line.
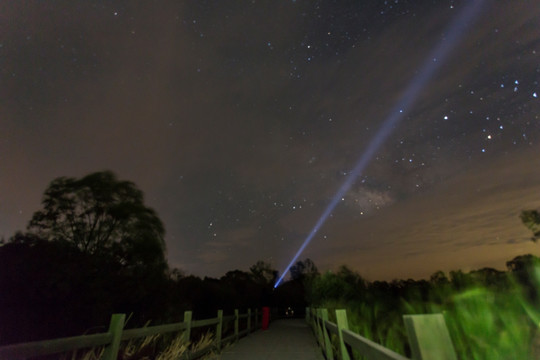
xmin=274 ymin=0 xmax=486 ymax=288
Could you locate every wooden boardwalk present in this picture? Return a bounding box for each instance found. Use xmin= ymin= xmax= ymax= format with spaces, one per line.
xmin=213 ymin=319 xmax=323 ymax=360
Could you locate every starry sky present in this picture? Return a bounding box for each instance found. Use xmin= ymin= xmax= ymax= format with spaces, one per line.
xmin=2 ymin=0 xmax=540 ymax=281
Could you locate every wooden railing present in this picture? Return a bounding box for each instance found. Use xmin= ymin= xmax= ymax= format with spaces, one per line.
xmin=307 ymin=307 xmax=458 ymax=360
xmin=0 ymin=308 xmax=261 ymax=360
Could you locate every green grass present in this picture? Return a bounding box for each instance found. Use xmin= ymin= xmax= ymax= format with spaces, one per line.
xmin=314 ymin=264 xmax=540 ymax=359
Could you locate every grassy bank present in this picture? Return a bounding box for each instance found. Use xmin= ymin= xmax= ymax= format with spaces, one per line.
xmin=309 ymin=256 xmax=540 ymax=359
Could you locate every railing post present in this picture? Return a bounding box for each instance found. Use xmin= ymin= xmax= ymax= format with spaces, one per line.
xmin=183 ymin=311 xmax=193 ymax=343
xmin=335 ymin=309 xmax=351 ymax=360
xmin=315 ymin=309 xmax=324 ymax=348
xmin=215 ymin=309 xmax=223 ymax=351
xmin=320 ymin=308 xmax=334 ymax=360
xmin=306 ymin=307 xmax=310 ymax=323
xmin=102 ymin=313 xmax=125 ymax=360
xmin=234 ymin=309 xmax=239 ymax=342
xmin=247 ymin=308 xmax=252 ymax=334
xmin=403 ymin=314 xmax=457 ymax=360
xmin=309 ymin=307 xmax=315 ymax=330
xmin=255 ymin=308 xmax=259 ymax=329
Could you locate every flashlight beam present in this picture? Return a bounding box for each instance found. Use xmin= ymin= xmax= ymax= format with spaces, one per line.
xmin=274 ymin=0 xmax=485 ymax=288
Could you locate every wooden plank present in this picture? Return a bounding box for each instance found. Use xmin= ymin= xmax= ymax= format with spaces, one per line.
xmin=341 ymin=329 xmax=409 ymax=360
xmin=216 ymin=310 xmax=223 ymax=351
xmin=309 ymin=308 xmax=316 ymax=332
xmin=192 ymin=317 xmax=219 ymax=328
xmin=0 ymin=333 xmax=111 ymax=359
xmin=324 ymin=319 xmax=339 ymax=335
xmin=320 ymin=309 xmax=333 ymax=360
xmin=234 ymin=309 xmax=239 ymax=342
xmin=335 ymin=310 xmax=351 ymax=360
xmin=403 ymin=314 xmax=457 ymax=360
xmin=255 ymin=308 xmax=259 ymax=329
xmin=121 ymin=322 xmax=187 ymax=340
xmin=183 ymin=311 xmax=193 ymax=343
xmin=315 ymin=309 xmax=325 ymax=348
xmin=247 ymin=309 xmax=252 ymax=334
xmin=102 ymin=314 xmax=125 ymax=360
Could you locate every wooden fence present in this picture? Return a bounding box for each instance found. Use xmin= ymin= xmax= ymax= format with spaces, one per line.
xmin=0 ymin=308 xmax=260 ymax=360
xmin=307 ymin=307 xmax=458 ymax=360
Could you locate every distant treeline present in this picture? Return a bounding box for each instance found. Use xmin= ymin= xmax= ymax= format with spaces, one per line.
xmin=0 ymin=233 xmax=306 ymax=345
xmin=308 ymin=254 xmax=540 ymax=306
xmin=2 ymin=228 xmax=538 ymax=348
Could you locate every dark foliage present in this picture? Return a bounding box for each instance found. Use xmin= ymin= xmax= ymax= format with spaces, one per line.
xmin=0 ymin=236 xmax=299 ymax=344
xmin=28 ymin=171 xmax=167 ymax=273
xmin=0 ymin=235 xmax=116 ymax=343
xmin=0 ymin=236 xmax=298 ymax=344
xmin=0 ymin=233 xmax=174 ymax=344
xmin=521 ymin=209 xmax=540 ymax=242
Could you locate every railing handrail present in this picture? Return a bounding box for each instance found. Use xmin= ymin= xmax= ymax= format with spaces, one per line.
xmin=0 ymin=308 xmax=262 ymax=360
xmin=307 ymin=307 xmax=458 ymax=360
xmin=121 ymin=320 xmax=188 ymax=340
xmin=341 ymin=328 xmax=409 ymax=360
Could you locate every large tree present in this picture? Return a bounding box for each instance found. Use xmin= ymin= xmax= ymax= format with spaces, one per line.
xmin=28 ymin=171 xmax=167 ymax=271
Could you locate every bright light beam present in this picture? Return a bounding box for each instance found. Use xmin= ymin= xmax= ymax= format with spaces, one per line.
xmin=274 ymin=0 xmax=486 ymax=288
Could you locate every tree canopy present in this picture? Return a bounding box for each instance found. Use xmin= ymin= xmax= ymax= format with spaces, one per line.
xmin=28 ymin=171 xmax=167 ymax=271
xmin=520 ymin=209 xmax=540 ymax=242
xmin=289 ymin=258 xmax=319 ymax=280
xmin=249 ymin=260 xmax=278 ymax=285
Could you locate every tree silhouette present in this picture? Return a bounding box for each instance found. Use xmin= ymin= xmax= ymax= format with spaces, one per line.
xmin=429 ymin=270 xmax=449 ymax=285
xmin=520 ymin=209 xmax=540 ymax=242
xmin=28 ymin=171 xmax=167 ymax=272
xmin=289 ymin=258 xmax=319 ymax=280
xmin=249 ymin=260 xmax=278 ymax=285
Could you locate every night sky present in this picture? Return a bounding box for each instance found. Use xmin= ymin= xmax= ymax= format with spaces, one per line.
xmin=2 ymin=1 xmax=540 ymax=281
